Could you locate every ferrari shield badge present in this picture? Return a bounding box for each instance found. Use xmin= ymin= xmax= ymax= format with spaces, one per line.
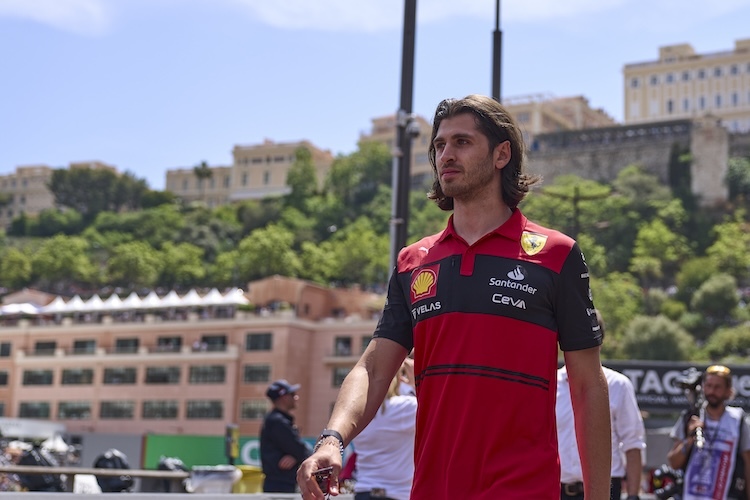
xmin=521 ymin=231 xmax=547 ymax=256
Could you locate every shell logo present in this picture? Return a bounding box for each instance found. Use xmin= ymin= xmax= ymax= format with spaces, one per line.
xmin=411 ymin=269 xmax=437 ymax=300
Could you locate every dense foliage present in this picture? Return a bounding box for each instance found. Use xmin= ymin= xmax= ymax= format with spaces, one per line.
xmin=2 ymin=144 xmax=750 ymax=362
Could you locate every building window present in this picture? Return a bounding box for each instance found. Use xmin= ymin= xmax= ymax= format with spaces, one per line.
xmin=224 ymin=175 xmax=231 ymax=187
xmin=714 ymin=67 xmax=722 ymax=77
xmin=699 ymin=96 xmax=706 ymax=110
xmin=649 ymin=75 xmax=659 ymax=85
xmin=182 ymin=179 xmax=188 ymax=190
xmin=681 ymin=71 xmax=690 ymax=82
xmin=103 ymin=367 xmax=137 ymax=384
xmin=667 ymin=100 xmax=674 ymax=114
xmin=145 ymin=366 xmax=181 ymax=384
xmin=716 ymin=94 xmax=722 ymax=108
xmin=201 ymin=335 xmax=227 ymax=352
xmin=665 ymin=73 xmax=674 ymax=84
xmin=361 ymin=335 xmax=372 ymax=354
xmin=698 ymin=69 xmax=706 ymax=79
xmin=72 ymin=339 xmax=96 ymax=355
xmin=240 ymin=400 xmax=268 ymax=420
xmin=683 ymin=98 xmax=690 ymax=112
xmin=263 ymin=171 xmax=270 ymax=185
xmin=23 ymin=369 xmax=53 ymax=385
xmin=143 ymin=400 xmax=179 ymax=419
xmin=58 ymin=401 xmax=91 ymax=420
xmin=731 ymin=64 xmax=739 ymax=75
xmin=243 ymin=364 xmax=271 ymax=383
xmin=630 ymin=77 xmax=639 ymax=88
xmin=332 ymin=367 xmax=350 ymax=387
xmin=0 ymin=343 xmax=11 ymax=357
xmin=186 ymin=400 xmax=223 ymax=419
xmin=115 ymin=338 xmax=139 ymax=354
xmin=189 ymin=365 xmax=226 ymax=384
xmin=0 ymin=371 xmax=7 ymax=386
xmin=156 ymin=336 xmax=181 ymax=352
xmin=100 ymin=401 xmax=135 ymax=419
xmin=34 ymin=341 xmax=56 ymax=356
xmin=334 ymin=337 xmax=352 ymax=356
xmin=19 ymin=402 xmax=50 ymax=418
xmin=0 ymin=403 xmax=5 ymax=417
xmin=246 ymin=332 xmax=272 ymax=351
xmin=241 ymin=173 xmax=248 ymax=186
xmin=62 ymin=369 xmax=94 ymax=385
xmin=732 ymin=92 xmax=739 ymax=107
xmin=252 ymin=157 xmax=263 ymax=164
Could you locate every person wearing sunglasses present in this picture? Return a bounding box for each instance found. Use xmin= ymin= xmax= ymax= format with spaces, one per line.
xmin=667 ymin=365 xmax=750 ymax=499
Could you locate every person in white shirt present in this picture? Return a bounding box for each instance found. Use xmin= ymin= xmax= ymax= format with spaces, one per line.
xmin=351 ymin=358 xmax=417 ymax=500
xmin=556 ymin=311 xmax=646 ymax=500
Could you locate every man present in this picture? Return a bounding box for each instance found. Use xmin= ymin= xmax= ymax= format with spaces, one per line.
xmin=297 ymin=94 xmax=611 ymax=499
xmin=667 ymin=365 xmax=750 ymax=500
xmin=557 ymin=312 xmax=646 ymax=500
xmin=260 ymin=379 xmax=311 ymax=493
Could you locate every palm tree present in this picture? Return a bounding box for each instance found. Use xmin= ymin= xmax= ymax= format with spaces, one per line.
xmin=192 ymin=161 xmax=213 ymax=202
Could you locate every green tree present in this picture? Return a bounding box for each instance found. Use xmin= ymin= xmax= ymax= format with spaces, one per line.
xmin=325 ymin=141 xmax=391 ymax=212
xmin=690 ymin=273 xmax=739 ymax=335
xmin=702 ymin=324 xmax=750 ymax=362
xmin=298 ymin=241 xmax=338 ymax=285
xmin=628 ymin=219 xmax=692 ymax=286
xmin=590 ymin=272 xmax=643 ymax=341
xmin=106 ymin=241 xmax=162 ymax=288
xmin=286 ymin=148 xmax=319 ymax=210
xmin=159 ymin=242 xmax=206 ymax=288
xmin=235 ymin=224 xmax=300 ymax=281
xmin=705 ymin=217 xmax=750 ymax=284
xmin=0 ymin=247 xmax=32 ymax=289
xmin=674 ymin=256 xmax=717 ymax=304
xmin=326 ymin=217 xmax=389 ymax=286
xmin=193 ymin=161 xmax=213 ymax=201
xmin=620 ymin=315 xmax=695 ymax=361
xmin=208 ymin=249 xmax=241 ymax=287
xmin=31 ymin=235 xmax=96 ymax=289
xmin=29 ymin=208 xmax=85 ymax=237
xmin=726 ymin=157 xmax=750 ymax=203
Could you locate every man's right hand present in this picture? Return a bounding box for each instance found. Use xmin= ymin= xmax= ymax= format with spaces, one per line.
xmin=296 ymin=445 xmax=343 ymax=498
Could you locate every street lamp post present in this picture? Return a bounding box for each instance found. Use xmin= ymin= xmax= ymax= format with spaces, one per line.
xmin=389 ymin=0 xmax=418 ymax=272
xmin=492 ymin=0 xmax=502 ymax=102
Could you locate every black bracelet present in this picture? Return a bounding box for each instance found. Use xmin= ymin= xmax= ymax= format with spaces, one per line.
xmin=314 ymin=429 xmax=345 ymax=458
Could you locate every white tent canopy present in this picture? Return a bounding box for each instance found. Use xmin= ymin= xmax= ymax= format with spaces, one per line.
xmin=3 ymin=288 xmax=250 ymax=316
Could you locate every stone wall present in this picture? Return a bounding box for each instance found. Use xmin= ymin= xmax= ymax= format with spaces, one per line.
xmin=526 ymin=119 xmax=731 ymax=205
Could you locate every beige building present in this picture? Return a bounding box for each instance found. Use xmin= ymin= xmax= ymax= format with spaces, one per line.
xmin=0 ymin=161 xmax=117 ymax=229
xmin=165 ymin=140 xmax=334 ymax=206
xmin=0 ymin=278 xmax=381 ymax=440
xmin=623 ymin=38 xmax=750 ymax=132
xmin=360 ymin=97 xmax=616 ymax=189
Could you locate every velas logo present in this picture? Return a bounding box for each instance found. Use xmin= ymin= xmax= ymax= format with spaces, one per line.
xmin=521 ymin=231 xmax=548 ymax=256
xmin=411 ymin=264 xmax=439 ymax=303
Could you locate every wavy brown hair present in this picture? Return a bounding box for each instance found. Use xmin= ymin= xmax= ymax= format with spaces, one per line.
xmin=427 ymin=94 xmax=541 ymax=211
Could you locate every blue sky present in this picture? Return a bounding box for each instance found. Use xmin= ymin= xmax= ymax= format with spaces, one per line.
xmin=2 ymin=0 xmax=749 ymax=191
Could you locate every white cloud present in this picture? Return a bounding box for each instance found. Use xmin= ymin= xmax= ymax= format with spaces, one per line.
xmin=0 ymin=0 xmax=111 ymax=35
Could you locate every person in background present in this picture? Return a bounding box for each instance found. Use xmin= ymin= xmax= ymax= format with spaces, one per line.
xmin=351 ymin=357 xmax=417 ymax=500
xmin=260 ymin=379 xmax=311 ymax=493
xmin=557 ymin=310 xmax=646 ymax=500
xmin=296 ymin=94 xmax=611 ymax=499
xmin=667 ymin=365 xmax=750 ymax=500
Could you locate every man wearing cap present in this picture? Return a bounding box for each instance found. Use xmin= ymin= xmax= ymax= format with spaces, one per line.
xmin=260 ymin=379 xmax=311 ymax=493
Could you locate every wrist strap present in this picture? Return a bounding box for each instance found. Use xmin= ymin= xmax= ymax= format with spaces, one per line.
xmin=314 ymin=429 xmax=345 ymax=458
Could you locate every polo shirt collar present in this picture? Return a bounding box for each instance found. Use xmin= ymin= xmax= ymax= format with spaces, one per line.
xmin=437 ymin=208 xmax=527 ymax=245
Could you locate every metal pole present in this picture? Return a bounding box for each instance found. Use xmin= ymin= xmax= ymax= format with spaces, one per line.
xmin=491 ymin=0 xmax=502 ymax=102
xmin=389 ymin=0 xmax=417 ymax=272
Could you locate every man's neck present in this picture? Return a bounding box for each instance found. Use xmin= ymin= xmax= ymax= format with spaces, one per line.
xmin=452 ymin=200 xmax=512 ymax=246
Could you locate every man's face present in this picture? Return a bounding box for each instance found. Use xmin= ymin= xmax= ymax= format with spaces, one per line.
xmin=703 ymin=374 xmax=731 ymax=408
xmin=277 ymin=392 xmax=298 ymax=412
xmin=432 ymin=113 xmax=510 ymax=203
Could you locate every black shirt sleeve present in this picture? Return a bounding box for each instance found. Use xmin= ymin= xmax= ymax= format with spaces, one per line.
xmin=556 ymin=242 xmax=602 ymax=351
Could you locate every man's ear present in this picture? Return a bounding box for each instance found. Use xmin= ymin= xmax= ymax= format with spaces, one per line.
xmin=494 ymin=140 xmax=511 ymax=170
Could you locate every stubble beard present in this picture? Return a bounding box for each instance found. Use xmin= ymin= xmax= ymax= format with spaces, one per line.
xmin=440 ymin=154 xmax=496 ymax=202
